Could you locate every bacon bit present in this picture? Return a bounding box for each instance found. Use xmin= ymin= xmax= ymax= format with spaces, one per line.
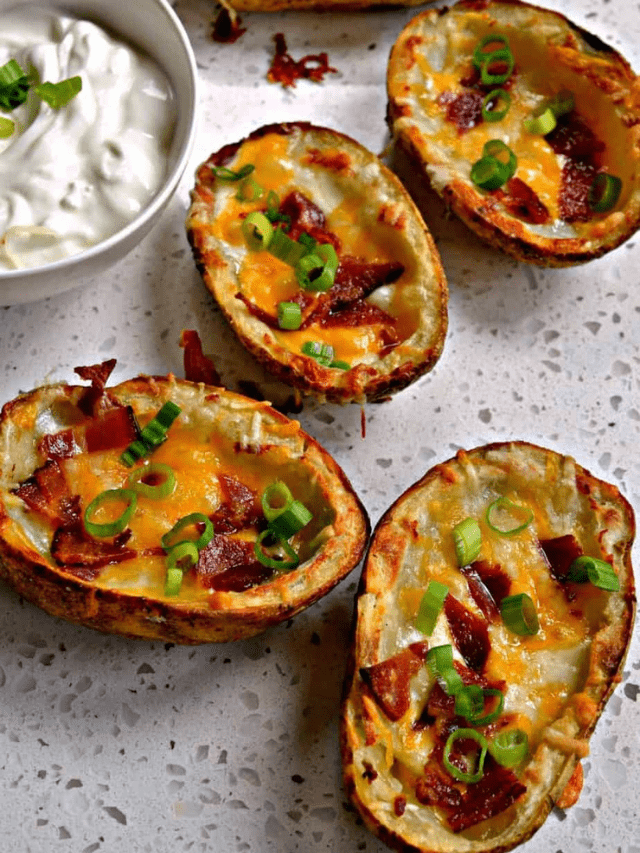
xmin=443 ymin=594 xmax=490 ymax=673
xmin=303 ymin=147 xmax=352 ymax=175
xmin=362 ymin=761 xmax=378 ymax=782
xmin=38 ymin=428 xmax=79 ymax=461
xmin=84 ymin=406 xmax=138 ymax=454
xmin=539 ymin=534 xmax=583 ymax=583
xmin=438 ymin=90 xmax=484 ymax=134
xmin=393 ymin=796 xmax=407 ymax=817
xmin=267 ymin=33 xmax=337 ymax=89
xmin=13 ymin=460 xmax=74 ymax=525
xmin=546 ymin=112 xmax=605 ymax=223
xmin=51 ymin=503 xmax=135 ymax=578
xmin=180 ymin=329 xmax=222 ymax=387
xmin=73 ymin=359 xmax=118 ymax=417
xmin=498 ymin=177 xmax=551 ymax=225
xmin=426 ymin=661 xmax=505 ymax=719
xmin=212 ymin=6 xmax=246 ymax=44
xmin=359 ymin=642 xmax=429 ymax=722
xmin=559 ymin=160 xmax=597 ymax=223
xmin=447 ymin=760 xmax=526 ymax=832
xmin=74 ymin=359 xmax=116 ymax=389
xmin=279 ymin=191 xmax=337 ymax=246
xmin=416 ymin=766 xmax=463 ymax=808
xmin=210 ymin=474 xmax=262 ymax=533
xmin=196 ymin=533 xmax=272 ymax=591
xmin=462 ymin=560 xmax=511 ymax=618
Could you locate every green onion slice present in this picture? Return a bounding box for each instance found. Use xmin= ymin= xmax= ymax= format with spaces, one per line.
xmin=269 ymin=227 xmax=307 ymax=266
xmin=166 ymin=540 xmax=199 ymax=571
xmin=330 ymin=360 xmax=350 ymax=371
xmin=84 ymin=488 xmax=137 ymax=538
xmin=161 ymin=512 xmax=214 ymax=552
xmin=120 ymin=402 xmax=181 ymax=467
xmin=568 ymin=556 xmax=620 ymax=592
xmin=254 ymin=529 xmax=300 ymax=571
xmin=211 ymin=163 xmax=255 ymax=181
xmin=482 ymin=139 xmax=517 ymax=180
xmin=480 ymin=49 xmax=514 ymax=86
xmin=35 ymin=76 xmax=82 ymax=109
xmin=443 ymin=728 xmax=488 ymax=784
xmin=427 ymin=644 xmax=464 ymax=696
xmin=268 ymin=500 xmax=313 ymax=540
xmin=589 ymin=173 xmax=622 ymax=213
xmin=235 ymin=176 xmax=264 ymax=202
xmin=546 ymin=89 xmax=575 ymax=117
xmin=126 ymin=462 xmax=176 ymax=499
xmin=261 ymin=481 xmax=293 ymax=522
xmin=0 ymin=116 xmax=14 ymax=138
xmin=472 ymin=35 xmax=510 ymax=71
xmin=486 ymin=496 xmax=533 ymax=535
xmin=523 ymin=105 xmax=557 ymax=135
xmin=458 ymin=687 xmax=504 ymax=726
xmin=0 ymin=59 xmax=29 ymax=111
xmin=489 ymin=728 xmax=529 ymax=768
xmin=415 ymin=580 xmax=449 ymax=635
xmin=452 ymin=517 xmax=482 ymax=566
xmin=164 ymin=565 xmax=184 ymax=597
xmin=242 ymin=211 xmax=273 ymax=251
xmin=470 ymin=155 xmax=510 ymax=191
xmin=500 ymin=592 xmax=539 ymax=635
xmin=277 ymin=301 xmax=302 ymax=330
xmin=298 ymin=232 xmax=317 ymax=252
xmin=302 ymin=340 xmax=335 ymax=366
xmin=482 ymin=88 xmax=511 ymax=122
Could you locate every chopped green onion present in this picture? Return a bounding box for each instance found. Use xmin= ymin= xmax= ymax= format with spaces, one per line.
xmin=298 ymin=232 xmax=317 ymax=252
xmin=486 ymin=496 xmax=533 ymax=535
xmin=482 ymin=139 xmax=517 ymax=180
xmin=0 ymin=116 xmax=14 ymax=138
xmin=120 ymin=402 xmax=181 ymax=467
xmin=269 ymin=227 xmax=307 ymax=266
xmin=35 ymin=76 xmax=82 ymax=109
xmin=589 ymin=173 xmax=622 ymax=213
xmin=84 ymin=488 xmax=137 ymax=538
xmin=416 ymin=580 xmax=449 ymax=635
xmin=470 ymin=155 xmax=510 ymax=191
xmin=452 ymin=517 xmax=482 ymax=566
xmin=546 ymin=89 xmax=575 ymax=117
xmin=500 ymin=593 xmax=539 ymax=635
xmin=262 ymin=481 xmax=294 ymax=521
xmin=242 ymin=211 xmax=273 ymax=251
xmin=277 ymin=301 xmax=302 ymax=330
xmin=295 ymin=252 xmax=324 ymax=289
xmin=482 ymin=88 xmax=511 ymax=122
xmin=480 ymin=49 xmax=514 ymax=86
xmin=330 ymin=360 xmax=350 ymax=371
xmin=294 ymin=244 xmax=337 ymax=293
xmin=0 ymin=59 xmax=29 ymax=111
xmin=164 ymin=566 xmax=184 ymax=597
xmin=268 ymin=500 xmax=312 ymax=540
xmin=427 ymin=644 xmax=464 ymax=696
xmin=568 ymin=556 xmax=620 ymax=591
xmin=211 ymin=163 xmax=255 ymax=181
xmin=235 ymin=176 xmax=264 ymax=202
xmin=302 ymin=341 xmax=323 ymax=358
xmin=443 ymin=728 xmax=488 ymax=784
xmin=456 ymin=687 xmax=504 ymax=726
xmin=472 ymin=35 xmax=510 ymax=71
xmin=161 ymin=512 xmax=214 ymax=552
xmin=302 ymin=340 xmax=335 ymax=366
xmin=254 ymin=529 xmax=300 ymax=571
xmin=523 ymin=105 xmax=557 ymax=135
xmin=126 ymin=462 xmax=176 ymax=499
xmin=265 ymin=190 xmax=280 ymax=218
xmin=489 ymin=728 xmax=529 ymax=768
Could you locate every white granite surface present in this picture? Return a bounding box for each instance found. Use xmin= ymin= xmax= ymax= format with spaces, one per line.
xmin=0 ymin=1 xmax=639 ymax=851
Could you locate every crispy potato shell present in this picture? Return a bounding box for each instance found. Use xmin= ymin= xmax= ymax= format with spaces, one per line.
xmin=387 ymin=0 xmax=640 ymax=266
xmin=221 ymin=0 xmax=427 ymax=11
xmin=186 ymin=122 xmax=448 ymax=404
xmin=341 ymin=441 xmax=635 ymax=853
xmin=0 ymin=374 xmax=369 ymax=643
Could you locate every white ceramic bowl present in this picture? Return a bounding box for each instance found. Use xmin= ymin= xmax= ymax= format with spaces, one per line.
xmin=0 ymin=0 xmax=198 ymax=305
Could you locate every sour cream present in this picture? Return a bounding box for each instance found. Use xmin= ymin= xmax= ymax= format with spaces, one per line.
xmin=0 ymin=6 xmax=175 ymax=271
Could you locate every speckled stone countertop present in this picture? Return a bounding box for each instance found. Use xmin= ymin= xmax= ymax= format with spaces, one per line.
xmin=1 ymin=1 xmax=639 ymax=851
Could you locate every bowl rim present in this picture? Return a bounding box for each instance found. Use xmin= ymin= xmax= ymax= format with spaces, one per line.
xmin=0 ymin=0 xmax=199 ymax=284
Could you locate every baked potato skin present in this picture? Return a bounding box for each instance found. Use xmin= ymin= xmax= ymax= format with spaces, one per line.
xmin=0 ymin=374 xmax=369 ymax=643
xmin=387 ymin=0 xmax=640 ymax=266
xmin=187 ymin=122 xmax=448 ymax=404
xmin=223 ymin=0 xmax=427 ymax=10
xmin=341 ymin=441 xmax=635 ymax=853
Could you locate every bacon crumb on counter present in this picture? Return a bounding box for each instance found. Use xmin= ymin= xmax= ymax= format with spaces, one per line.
xmin=267 ymin=33 xmax=337 ymax=89
xmin=212 ymin=6 xmax=246 ymax=43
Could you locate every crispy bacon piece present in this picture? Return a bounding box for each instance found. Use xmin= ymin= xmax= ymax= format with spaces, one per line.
xmin=51 ymin=502 xmax=135 ymax=581
xmin=547 ymin=112 xmax=605 ymax=223
xmin=462 ymin=560 xmax=511 ymax=619
xmin=443 ymin=594 xmax=490 ymax=673
xmin=499 ymin=177 xmax=550 ymax=225
xmin=416 ymin=766 xmax=463 ymax=808
xmin=279 ymin=191 xmax=337 ymax=246
xmin=267 ymin=33 xmax=337 ymax=90
xmin=12 ymin=460 xmax=74 ymax=525
xmin=359 ymin=641 xmax=430 ymax=722
xmin=539 ymin=534 xmax=583 ymax=583
xmin=196 ymin=533 xmax=272 ymax=591
xmin=438 ymin=90 xmax=484 ymax=134
xmin=211 ymin=6 xmax=246 ymax=43
xmin=210 ymin=474 xmax=262 ymax=533
xmin=73 ymin=359 xmax=117 ymax=417
xmin=425 ymin=662 xmax=506 ymax=720
xmin=180 ymin=329 xmax=221 ymax=387
xmin=84 ymin=406 xmax=138 ymax=454
xmin=38 ymin=428 xmax=79 ymax=461
xmin=447 ymin=760 xmax=526 ymax=832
